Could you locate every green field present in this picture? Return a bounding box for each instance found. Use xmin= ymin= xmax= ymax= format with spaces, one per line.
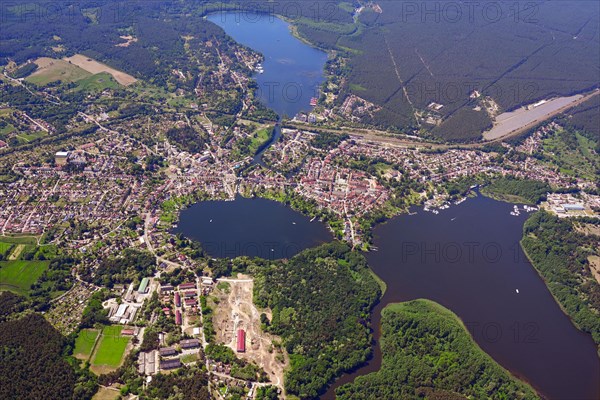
xmin=74 ymin=72 xmax=120 ymax=92
xmin=91 ymin=325 xmax=130 ymax=369
xmin=25 ymin=58 xmax=91 ymax=85
xmin=0 ymin=235 xmax=38 ymax=245
xmin=0 ymin=242 xmax=14 ymax=257
xmin=74 ymin=328 xmax=101 ymax=360
xmin=0 ymin=260 xmax=49 ymax=295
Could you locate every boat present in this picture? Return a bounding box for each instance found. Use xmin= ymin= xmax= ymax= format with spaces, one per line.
xmin=292 ymin=222 xmax=296 ymax=225
xmin=310 ymin=97 xmax=318 ymax=107
xmin=209 ymin=219 xmax=213 ymax=223
xmin=516 ymin=289 xmax=519 ymax=294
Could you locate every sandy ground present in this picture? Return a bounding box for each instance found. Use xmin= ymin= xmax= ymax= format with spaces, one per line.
xmin=63 ymin=54 xmax=137 ymax=86
xmin=213 ymin=277 xmax=288 ymax=390
xmin=483 ymin=91 xmax=598 ymax=140
xmin=588 ymin=256 xmax=600 ymax=285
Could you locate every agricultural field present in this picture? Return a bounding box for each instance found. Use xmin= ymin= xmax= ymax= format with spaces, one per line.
xmin=90 ymin=325 xmax=131 ymax=374
xmin=0 ymin=260 xmax=49 ymax=295
xmin=25 ymin=57 xmax=91 ymax=85
xmin=64 ymin=54 xmax=137 ymax=86
xmin=73 ymin=328 xmax=101 ymax=361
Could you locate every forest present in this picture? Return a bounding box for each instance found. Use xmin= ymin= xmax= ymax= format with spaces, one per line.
xmin=166 ymin=126 xmax=208 ymax=154
xmin=521 ymin=211 xmax=600 ymax=345
xmin=481 ymin=177 xmax=551 ymax=205
xmin=336 ymin=300 xmax=538 ymax=400
xmin=0 ymin=293 xmax=98 ymax=400
xmin=248 ymin=241 xmax=382 ymax=398
xmin=80 ymin=248 xmax=156 ymax=287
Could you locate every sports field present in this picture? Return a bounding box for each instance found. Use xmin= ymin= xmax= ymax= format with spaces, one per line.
xmin=74 ymin=328 xmax=101 ymax=360
xmin=90 ymin=325 xmax=130 ymax=373
xmin=0 ymin=260 xmax=49 ymax=295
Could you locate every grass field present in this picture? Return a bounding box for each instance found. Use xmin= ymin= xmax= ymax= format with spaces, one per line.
xmin=0 ymin=260 xmax=49 ymax=295
xmin=0 ymin=235 xmax=38 ymax=245
xmin=74 ymin=328 xmax=101 ymax=360
xmin=91 ymin=325 xmax=130 ymax=372
xmin=74 ymin=73 xmax=120 ymax=92
xmin=0 ymin=242 xmax=14 ymax=257
xmin=25 ymin=57 xmax=91 ymax=85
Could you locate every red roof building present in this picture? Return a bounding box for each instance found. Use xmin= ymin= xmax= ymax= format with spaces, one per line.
xmin=179 ymin=282 xmax=196 ymax=290
xmin=175 ymin=310 xmax=182 ymax=325
xmin=236 ymin=329 xmax=246 ymax=353
xmin=174 ymin=292 xmax=181 ymax=307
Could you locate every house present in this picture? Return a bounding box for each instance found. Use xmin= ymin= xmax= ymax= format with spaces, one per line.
xmin=160 ymin=358 xmax=181 ymax=370
xmin=180 ymin=339 xmax=200 ymax=349
xmin=174 ymin=292 xmax=181 ymax=307
xmin=138 ymin=277 xmax=150 ymax=294
xmin=236 ymin=329 xmax=246 ymax=353
xmin=159 ymin=347 xmax=177 ymax=357
xmin=175 ymin=310 xmax=182 ymax=325
xmin=179 ymin=282 xmax=196 ymax=290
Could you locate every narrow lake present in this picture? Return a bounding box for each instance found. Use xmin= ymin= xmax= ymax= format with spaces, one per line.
xmin=208 ymin=11 xmax=327 ymax=118
xmin=173 ymin=197 xmax=332 ymax=260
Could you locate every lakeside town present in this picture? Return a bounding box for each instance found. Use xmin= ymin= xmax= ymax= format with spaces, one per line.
xmin=0 ymin=5 xmax=598 ymax=398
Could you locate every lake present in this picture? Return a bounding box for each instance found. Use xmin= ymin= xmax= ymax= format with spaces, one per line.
xmin=325 ymin=194 xmax=600 ymax=400
xmin=173 ymin=197 xmax=332 ymax=260
xmin=208 ymin=11 xmax=327 ymax=119
xmin=205 ymin=12 xmax=600 ymax=400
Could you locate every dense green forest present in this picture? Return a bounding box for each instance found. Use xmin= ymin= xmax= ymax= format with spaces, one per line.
xmin=336 ymin=300 xmax=539 ymax=400
xmin=481 ymin=177 xmax=551 ymax=205
xmin=145 ymin=366 xmax=210 ymax=400
xmin=246 ymin=241 xmax=382 ymax=398
xmin=0 ymin=292 xmax=97 ymax=400
xmin=521 ymin=212 xmax=600 ymax=345
xmin=166 ymin=126 xmax=208 ymax=154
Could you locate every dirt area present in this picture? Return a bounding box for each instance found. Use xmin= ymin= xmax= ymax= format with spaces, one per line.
xmin=575 ymin=223 xmax=600 ymax=237
xmin=92 ymin=387 xmax=120 ymax=400
xmin=588 ymin=256 xmax=600 ymax=285
xmin=212 ymin=276 xmax=288 ymax=390
xmin=63 ymin=54 xmax=137 ymax=86
xmin=7 ymin=244 xmax=24 ymax=260
xmin=116 ymin=35 xmax=138 ymax=48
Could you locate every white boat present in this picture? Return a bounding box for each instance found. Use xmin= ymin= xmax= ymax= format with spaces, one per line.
xmin=516 ymin=289 xmax=519 ymax=294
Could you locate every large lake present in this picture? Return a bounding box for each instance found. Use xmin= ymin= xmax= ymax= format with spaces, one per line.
xmin=202 ymin=12 xmax=600 ymax=400
xmin=173 ymin=197 xmax=332 ymax=260
xmin=325 ymin=195 xmax=600 ymax=399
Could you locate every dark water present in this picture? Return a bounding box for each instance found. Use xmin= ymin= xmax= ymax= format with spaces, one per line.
xmin=173 ymin=197 xmax=332 ymax=260
xmin=208 ymin=12 xmax=327 ymax=118
xmin=207 ymin=12 xmax=600 ymax=400
xmin=325 ymin=195 xmax=600 ymax=400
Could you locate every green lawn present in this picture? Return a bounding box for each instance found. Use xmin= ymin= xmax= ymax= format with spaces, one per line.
xmin=0 ymin=235 xmax=38 ymax=245
xmin=0 ymin=260 xmax=49 ymax=295
xmin=75 ymin=72 xmax=120 ymax=92
xmin=74 ymin=328 xmax=101 ymax=360
xmin=92 ymin=325 xmax=130 ymax=368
